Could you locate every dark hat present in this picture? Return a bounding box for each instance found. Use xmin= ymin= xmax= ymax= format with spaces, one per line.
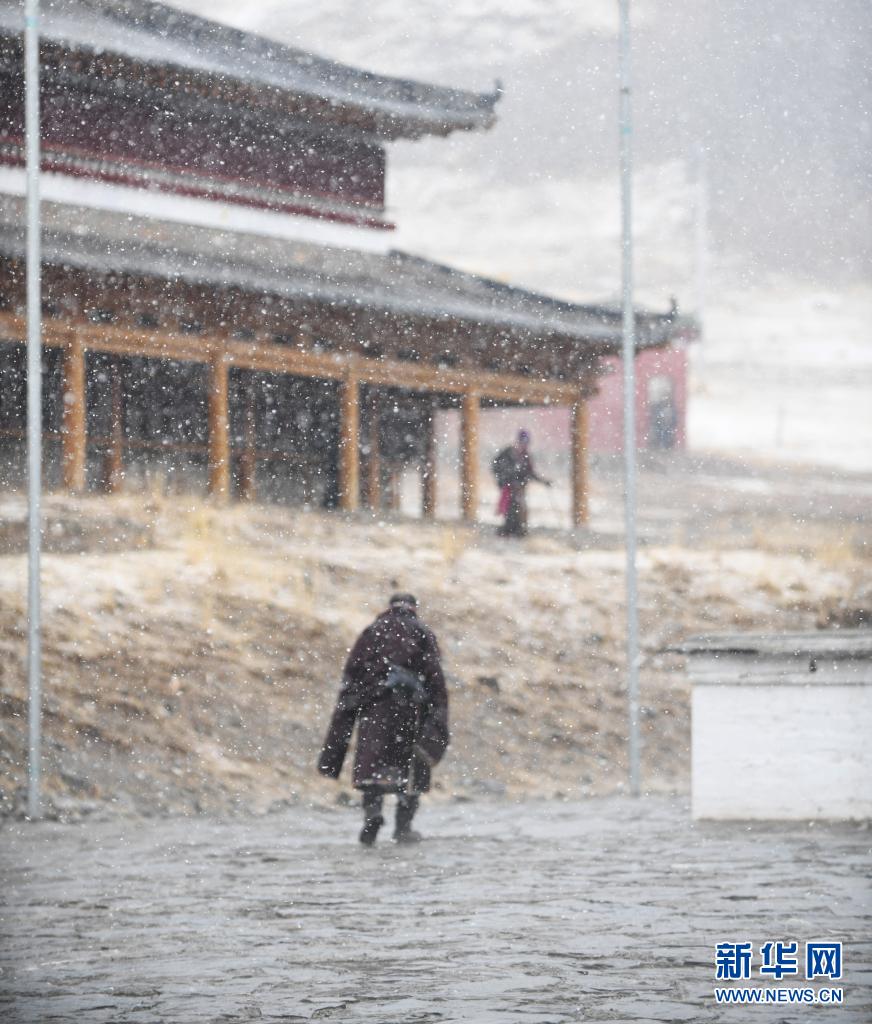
xmin=389 ymin=592 xmax=417 ymax=609
xmin=517 ymin=429 xmax=531 ymax=443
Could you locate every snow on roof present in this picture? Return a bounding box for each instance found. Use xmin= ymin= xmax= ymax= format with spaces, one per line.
xmin=671 ymin=631 xmax=872 ymax=659
xmin=0 ymin=0 xmax=500 ymax=139
xmin=0 ymin=197 xmax=686 ymax=350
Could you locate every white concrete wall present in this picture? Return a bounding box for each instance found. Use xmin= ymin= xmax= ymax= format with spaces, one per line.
xmin=692 ymin=682 xmax=872 ymax=820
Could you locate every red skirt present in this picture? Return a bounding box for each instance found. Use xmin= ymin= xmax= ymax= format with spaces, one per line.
xmin=497 ymin=484 xmax=512 ymax=516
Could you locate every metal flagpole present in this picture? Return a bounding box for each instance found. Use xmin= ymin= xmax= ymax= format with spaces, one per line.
xmin=25 ymin=0 xmax=43 ymax=820
xmin=694 ymin=142 xmax=708 ymax=374
xmin=618 ymin=0 xmax=640 ymax=797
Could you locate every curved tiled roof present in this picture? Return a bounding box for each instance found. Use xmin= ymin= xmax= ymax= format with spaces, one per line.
xmin=0 ymin=0 xmax=500 ymax=138
xmin=0 ymin=196 xmax=686 ymax=352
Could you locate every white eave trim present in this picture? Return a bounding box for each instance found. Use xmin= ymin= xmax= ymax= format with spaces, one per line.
xmin=0 ymin=166 xmax=394 ymax=255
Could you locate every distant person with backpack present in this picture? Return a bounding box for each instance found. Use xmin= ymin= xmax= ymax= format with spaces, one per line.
xmin=492 ymin=429 xmax=552 ymax=537
xmin=318 ymin=593 xmax=449 ymax=846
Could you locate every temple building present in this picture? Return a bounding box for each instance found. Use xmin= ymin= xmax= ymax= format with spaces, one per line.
xmin=0 ymin=0 xmax=688 ymax=526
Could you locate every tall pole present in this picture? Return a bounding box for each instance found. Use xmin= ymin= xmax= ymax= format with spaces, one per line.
xmin=694 ymin=142 xmax=708 ymax=374
xmin=619 ymin=0 xmax=640 ymax=797
xmin=25 ymin=0 xmax=43 ymax=820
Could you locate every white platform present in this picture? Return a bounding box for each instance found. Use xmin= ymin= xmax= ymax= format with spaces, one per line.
xmin=678 ymin=632 xmax=872 ymax=820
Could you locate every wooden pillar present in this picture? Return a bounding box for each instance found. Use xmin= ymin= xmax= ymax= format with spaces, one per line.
xmin=422 ymin=400 xmax=437 ymax=520
xmin=460 ymin=390 xmax=479 ymax=522
xmin=385 ymin=469 xmax=400 ymax=511
xmin=61 ymin=332 xmax=86 ymax=493
xmin=238 ymin=377 xmax=257 ymax=502
xmin=208 ymin=348 xmax=230 ymax=501
xmin=571 ymin=398 xmax=589 ymax=527
xmin=365 ymin=391 xmax=381 ymax=511
xmin=339 ymin=375 xmax=360 ymax=512
xmin=104 ymin=356 xmax=124 ymax=493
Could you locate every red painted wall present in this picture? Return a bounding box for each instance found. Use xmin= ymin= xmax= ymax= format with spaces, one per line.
xmin=587 ymin=343 xmax=688 ymax=452
xmin=450 ymin=342 xmax=687 ymax=462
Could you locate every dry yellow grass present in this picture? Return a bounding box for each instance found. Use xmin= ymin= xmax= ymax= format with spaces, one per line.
xmin=0 ymin=490 xmax=865 ymax=818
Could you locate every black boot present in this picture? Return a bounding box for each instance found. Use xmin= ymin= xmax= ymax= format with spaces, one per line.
xmin=359 ymin=814 xmax=384 ymax=846
xmin=394 ymin=794 xmax=421 ymax=843
xmin=359 ymin=788 xmax=384 ymax=846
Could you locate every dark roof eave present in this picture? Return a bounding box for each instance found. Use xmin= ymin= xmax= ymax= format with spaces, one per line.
xmin=371 ymin=107 xmax=499 ymax=140
xmin=0 ymin=194 xmax=689 ymax=352
xmin=0 ymin=232 xmax=620 ymax=347
xmin=0 ymin=0 xmax=501 ymax=140
xmin=390 ymin=251 xmax=690 ymax=352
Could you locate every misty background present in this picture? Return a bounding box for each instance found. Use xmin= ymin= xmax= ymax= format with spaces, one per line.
xmin=176 ymin=0 xmax=872 ymax=470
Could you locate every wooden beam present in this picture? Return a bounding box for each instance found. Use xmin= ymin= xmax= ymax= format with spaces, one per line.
xmin=365 ymin=390 xmax=381 ymax=511
xmin=339 ymin=375 xmax=360 ymax=512
xmin=104 ymin=356 xmax=124 ymax=493
xmin=571 ymin=398 xmax=589 ymax=527
xmin=422 ymin=399 xmax=437 ymax=520
xmin=61 ymin=331 xmax=86 ymax=493
xmin=208 ymin=349 xmax=230 ymax=501
xmin=225 ymin=340 xmax=578 ymax=404
xmin=461 ymin=390 xmax=480 ymax=522
xmin=238 ymin=376 xmax=257 ymax=502
xmin=0 ymin=313 xmax=581 ymax=407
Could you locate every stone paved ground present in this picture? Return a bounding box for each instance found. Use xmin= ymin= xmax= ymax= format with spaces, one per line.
xmin=1 ymin=797 xmax=870 ymax=1023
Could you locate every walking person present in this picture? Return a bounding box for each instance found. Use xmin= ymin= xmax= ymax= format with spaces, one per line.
xmin=318 ymin=593 xmax=449 ymax=845
xmin=492 ymin=429 xmax=552 ymax=537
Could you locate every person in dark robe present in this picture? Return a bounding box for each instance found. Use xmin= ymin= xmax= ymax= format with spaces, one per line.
xmin=318 ymin=593 xmax=449 ymax=845
xmin=493 ymin=429 xmax=551 ymax=537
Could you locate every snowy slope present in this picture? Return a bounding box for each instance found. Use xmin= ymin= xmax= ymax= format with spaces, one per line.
xmin=2 ymin=480 xmax=867 ymax=815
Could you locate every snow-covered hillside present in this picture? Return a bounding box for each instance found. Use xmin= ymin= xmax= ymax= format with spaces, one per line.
xmin=2 ymin=462 xmax=868 ymax=816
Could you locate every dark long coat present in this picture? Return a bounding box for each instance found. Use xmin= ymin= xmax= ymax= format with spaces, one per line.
xmin=496 ymin=445 xmax=542 ymax=537
xmin=318 ymin=606 xmax=449 ymax=794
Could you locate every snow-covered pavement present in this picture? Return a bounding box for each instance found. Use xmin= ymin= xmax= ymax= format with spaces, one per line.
xmin=2 ymin=798 xmax=869 ymax=1022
